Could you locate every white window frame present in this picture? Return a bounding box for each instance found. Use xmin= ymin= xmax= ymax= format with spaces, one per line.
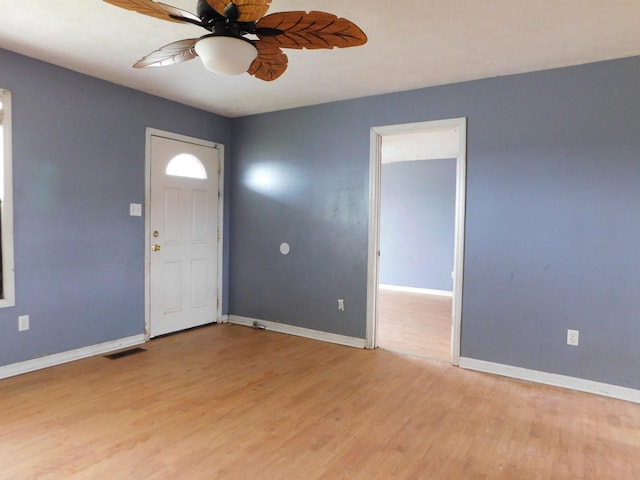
xmin=0 ymin=89 xmax=15 ymax=307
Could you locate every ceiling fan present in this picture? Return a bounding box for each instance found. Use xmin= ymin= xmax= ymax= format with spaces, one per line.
xmin=103 ymin=0 xmax=367 ymax=81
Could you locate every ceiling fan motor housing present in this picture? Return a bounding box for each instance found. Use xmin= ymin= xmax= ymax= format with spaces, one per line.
xmin=196 ymin=0 xmax=220 ymax=29
xmin=197 ymin=0 xmax=249 ymax=37
xmin=223 ymin=3 xmax=239 ymax=22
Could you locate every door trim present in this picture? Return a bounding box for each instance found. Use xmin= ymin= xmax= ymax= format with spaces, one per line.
xmin=144 ymin=128 xmax=225 ymax=340
xmin=366 ymin=118 xmax=467 ymax=365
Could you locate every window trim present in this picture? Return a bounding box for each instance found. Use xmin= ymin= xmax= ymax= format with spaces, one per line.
xmin=0 ymin=89 xmax=15 ymax=308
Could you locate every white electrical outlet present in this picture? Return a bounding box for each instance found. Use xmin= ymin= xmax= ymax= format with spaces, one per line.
xmin=338 ymin=299 xmax=345 ymax=311
xmin=567 ymin=329 xmax=579 ymax=346
xmin=18 ymin=315 xmax=29 ymax=332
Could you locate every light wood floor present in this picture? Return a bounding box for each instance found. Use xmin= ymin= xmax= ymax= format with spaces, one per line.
xmin=1 ymin=324 xmax=639 ymax=479
xmin=378 ymin=289 xmax=452 ymax=361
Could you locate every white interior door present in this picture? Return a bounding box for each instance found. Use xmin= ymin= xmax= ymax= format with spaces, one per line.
xmin=149 ymin=134 xmax=220 ymax=337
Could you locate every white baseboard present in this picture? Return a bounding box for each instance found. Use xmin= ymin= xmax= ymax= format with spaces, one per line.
xmin=228 ymin=315 xmax=366 ymax=349
xmin=0 ymin=334 xmax=146 ymax=380
xmin=459 ymin=357 xmax=640 ymax=404
xmin=379 ymin=284 xmax=453 ymax=297
xmin=219 ymin=314 xmax=229 ymax=323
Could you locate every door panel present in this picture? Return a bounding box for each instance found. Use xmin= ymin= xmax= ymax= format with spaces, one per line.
xmin=191 ymin=258 xmax=208 ymax=307
xmin=192 ymin=190 xmax=208 ymax=241
xmin=149 ymin=135 xmax=220 ymax=337
xmin=163 ymin=261 xmax=183 ymax=313
xmin=164 ymin=188 xmax=182 ymax=243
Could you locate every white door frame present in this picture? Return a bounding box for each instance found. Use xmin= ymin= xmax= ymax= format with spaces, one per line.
xmin=144 ymin=128 xmax=225 ymax=340
xmin=366 ymin=118 xmax=467 ymax=365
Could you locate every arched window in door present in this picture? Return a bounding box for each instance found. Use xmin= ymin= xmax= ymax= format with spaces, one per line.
xmin=166 ymin=153 xmax=208 ymax=179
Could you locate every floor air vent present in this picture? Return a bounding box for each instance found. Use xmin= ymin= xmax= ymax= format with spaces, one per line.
xmin=105 ymin=347 xmax=147 ymax=360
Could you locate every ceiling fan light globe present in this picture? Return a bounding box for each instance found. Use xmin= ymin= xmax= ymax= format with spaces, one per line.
xmin=194 ymin=36 xmax=258 ymax=76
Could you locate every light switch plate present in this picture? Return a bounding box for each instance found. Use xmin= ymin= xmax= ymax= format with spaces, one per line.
xmin=567 ymin=329 xmax=579 ymax=346
xmin=129 ymin=203 xmax=142 ymax=216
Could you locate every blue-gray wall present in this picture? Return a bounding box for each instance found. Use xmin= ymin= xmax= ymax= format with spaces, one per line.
xmin=229 ymin=104 xmax=370 ymax=338
xmin=2 ymin=45 xmax=640 ymax=392
xmin=379 ymin=159 xmax=456 ymax=291
xmin=0 ymin=49 xmax=231 ymax=366
xmin=230 ymin=56 xmax=640 ymax=390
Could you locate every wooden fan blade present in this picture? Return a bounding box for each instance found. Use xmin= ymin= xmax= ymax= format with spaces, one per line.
xmin=256 ymin=11 xmax=367 ymax=50
xmin=133 ymin=38 xmax=199 ymax=68
xmin=247 ymin=41 xmax=288 ymax=81
xmin=206 ymin=0 xmax=272 ymax=22
xmin=103 ymin=0 xmax=201 ymax=24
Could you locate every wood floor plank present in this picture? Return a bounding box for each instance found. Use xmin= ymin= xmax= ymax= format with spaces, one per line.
xmin=1 ymin=324 xmax=639 ymax=479
xmin=377 ymin=289 xmax=452 ymax=361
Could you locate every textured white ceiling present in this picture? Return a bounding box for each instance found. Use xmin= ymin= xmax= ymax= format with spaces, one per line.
xmin=1 ymin=1 xmax=640 ymax=117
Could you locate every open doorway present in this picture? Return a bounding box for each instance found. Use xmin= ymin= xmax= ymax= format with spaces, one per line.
xmin=377 ymin=154 xmax=456 ymax=360
xmin=366 ymin=118 xmax=467 ymax=365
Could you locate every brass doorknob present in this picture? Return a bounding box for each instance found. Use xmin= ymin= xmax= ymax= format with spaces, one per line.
xmin=152 ymin=244 xmax=161 ymax=252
